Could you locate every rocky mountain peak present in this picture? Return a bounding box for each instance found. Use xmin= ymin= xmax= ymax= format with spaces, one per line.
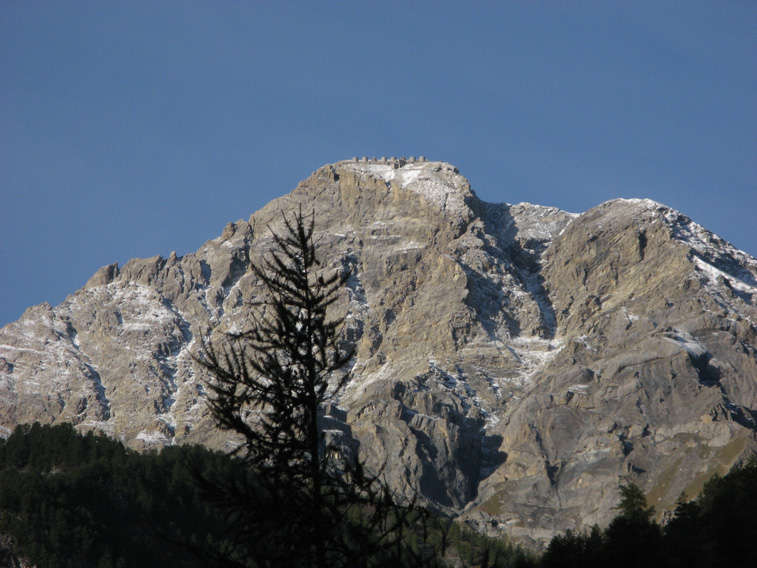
xmin=1 ymin=161 xmax=756 ymax=549
xmin=336 ymin=157 xmax=474 ymax=213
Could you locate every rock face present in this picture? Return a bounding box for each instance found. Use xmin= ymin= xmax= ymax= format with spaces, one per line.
xmin=2 ymin=158 xmax=756 ymax=548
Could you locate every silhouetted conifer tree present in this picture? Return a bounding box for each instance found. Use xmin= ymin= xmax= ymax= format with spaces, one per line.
xmin=198 ymin=210 xmax=439 ymax=568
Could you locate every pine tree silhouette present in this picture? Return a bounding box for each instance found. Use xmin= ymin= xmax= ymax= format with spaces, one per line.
xmin=197 ymin=209 xmax=439 ymax=567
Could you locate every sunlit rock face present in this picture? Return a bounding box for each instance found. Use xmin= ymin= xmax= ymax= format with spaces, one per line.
xmin=2 ymin=158 xmax=756 ymax=548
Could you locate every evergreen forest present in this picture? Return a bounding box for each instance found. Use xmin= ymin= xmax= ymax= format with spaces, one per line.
xmin=0 ymin=423 xmax=755 ymax=567
xmin=0 ymin=423 xmax=529 ymax=567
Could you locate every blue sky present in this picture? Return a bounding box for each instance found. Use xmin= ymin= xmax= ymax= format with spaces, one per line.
xmin=1 ymin=1 xmax=755 ymax=327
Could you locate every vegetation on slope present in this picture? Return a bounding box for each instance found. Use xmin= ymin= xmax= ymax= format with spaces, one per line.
xmin=0 ymin=422 xmax=237 ymax=568
xmin=1 ymin=422 xmax=754 ymax=567
xmin=540 ymin=458 xmax=757 ymax=568
xmin=0 ymin=423 xmax=531 ymax=568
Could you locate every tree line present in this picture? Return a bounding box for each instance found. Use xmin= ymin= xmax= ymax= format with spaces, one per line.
xmin=0 ymin=422 xmax=236 ymax=568
xmin=0 ymin=422 xmax=755 ymax=567
xmin=540 ymin=459 xmax=757 ymax=568
xmin=0 ymin=422 xmax=532 ymax=567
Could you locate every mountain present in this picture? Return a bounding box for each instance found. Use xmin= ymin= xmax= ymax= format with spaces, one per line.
xmin=1 ymin=157 xmax=756 ymax=548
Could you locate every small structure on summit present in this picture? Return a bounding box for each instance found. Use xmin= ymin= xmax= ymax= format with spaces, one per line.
xmin=348 ymin=156 xmax=428 ymax=168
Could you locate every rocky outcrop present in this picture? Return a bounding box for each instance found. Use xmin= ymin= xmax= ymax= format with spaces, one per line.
xmin=462 ymin=198 xmax=757 ymax=545
xmin=1 ymin=160 xmax=756 ymax=548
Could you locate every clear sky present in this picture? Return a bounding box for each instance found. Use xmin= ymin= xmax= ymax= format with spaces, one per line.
xmin=1 ymin=1 xmax=755 ymax=327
